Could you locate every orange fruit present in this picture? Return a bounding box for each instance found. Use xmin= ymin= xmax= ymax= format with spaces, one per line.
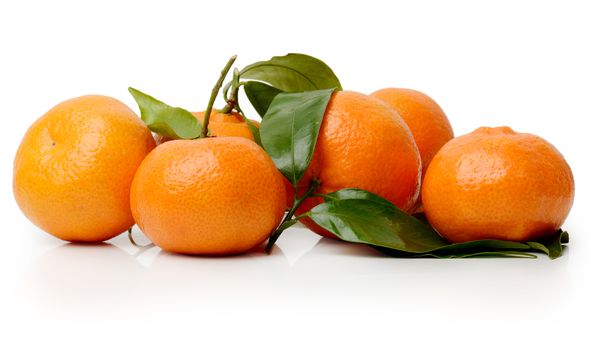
xmin=130 ymin=137 xmax=286 ymax=255
xmin=296 ymin=91 xmax=422 ymax=238
xmin=422 ymin=126 xmax=574 ymax=243
xmin=154 ymin=109 xmax=259 ymax=144
xmin=13 ymin=95 xmax=156 ymax=242
xmin=154 ymin=109 xmax=293 ymax=209
xmin=371 ymin=88 xmax=454 ymax=173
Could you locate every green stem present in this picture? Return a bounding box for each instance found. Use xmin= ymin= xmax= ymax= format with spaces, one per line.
xmin=200 ymin=55 xmax=237 ymax=138
xmin=220 ymin=102 xmax=234 ymax=114
xmin=222 ymin=81 xmax=232 ymax=103
xmin=220 ymin=68 xmax=242 ymax=114
xmin=265 ymin=179 xmax=319 ymax=254
xmin=294 ymin=212 xmax=311 ymax=220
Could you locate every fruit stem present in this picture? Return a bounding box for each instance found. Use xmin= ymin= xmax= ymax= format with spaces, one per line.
xmin=220 ymin=68 xmax=241 ymax=115
xmin=265 ymin=179 xmax=320 ymax=254
xmin=128 ymin=227 xmax=155 ymax=249
xmin=200 ymin=55 xmax=237 ymax=138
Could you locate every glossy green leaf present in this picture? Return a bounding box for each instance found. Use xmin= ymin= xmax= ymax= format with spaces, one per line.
xmin=260 ymin=88 xmax=334 ymax=186
xmin=310 ymin=192 xmax=448 ymax=252
xmin=243 ymin=81 xmax=283 ymax=117
xmin=128 ymin=87 xmax=201 ymax=139
xmin=308 ymin=189 xmax=568 ymax=259
xmin=240 ymin=53 xmax=342 ymax=92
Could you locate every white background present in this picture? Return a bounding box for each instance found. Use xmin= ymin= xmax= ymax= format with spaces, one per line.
xmin=1 ymin=1 xmax=588 ymax=349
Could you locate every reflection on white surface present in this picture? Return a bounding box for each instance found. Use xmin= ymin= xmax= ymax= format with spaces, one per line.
xmin=27 ymin=242 xmax=144 ymax=308
xmin=25 ymin=224 xmax=573 ymax=314
xmin=7 ymin=219 xmax=585 ymax=349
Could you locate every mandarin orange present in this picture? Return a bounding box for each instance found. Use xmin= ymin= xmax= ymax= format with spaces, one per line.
xmin=154 ymin=109 xmax=293 ymax=208
xmin=296 ymin=91 xmax=422 ymax=238
xmin=422 ymin=126 xmax=574 ymax=242
xmin=13 ymin=95 xmax=156 ymax=242
xmin=130 ymin=137 xmax=286 ymax=255
xmin=371 ymin=88 xmax=454 ymax=174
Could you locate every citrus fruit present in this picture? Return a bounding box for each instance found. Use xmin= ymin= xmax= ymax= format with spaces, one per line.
xmin=130 ymin=137 xmax=286 ymax=255
xmin=154 ymin=109 xmax=293 ymax=209
xmin=154 ymin=109 xmax=259 ymax=144
xmin=422 ymin=126 xmax=574 ymax=242
xmin=13 ymin=95 xmax=156 ymax=242
xmin=296 ymin=91 xmax=422 ymax=238
xmin=371 ymin=88 xmax=454 ymax=173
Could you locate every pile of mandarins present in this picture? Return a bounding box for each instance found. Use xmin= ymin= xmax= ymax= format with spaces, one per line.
xmin=13 ymin=54 xmax=574 ymax=256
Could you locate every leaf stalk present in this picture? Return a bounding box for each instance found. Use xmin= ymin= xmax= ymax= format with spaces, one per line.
xmin=265 ymin=179 xmax=320 ymax=253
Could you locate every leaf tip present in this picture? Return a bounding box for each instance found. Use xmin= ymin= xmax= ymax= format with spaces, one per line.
xmin=128 ymin=86 xmax=141 ymax=99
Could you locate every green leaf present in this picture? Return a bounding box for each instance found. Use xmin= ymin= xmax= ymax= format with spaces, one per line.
xmin=407 ymin=239 xmax=534 ymax=259
xmin=243 ymin=81 xmax=283 ymax=117
xmin=373 ymin=247 xmax=538 ymax=259
xmin=260 ymin=88 xmax=334 ymax=187
xmin=526 ymin=230 xmax=569 ymax=259
xmin=244 ymin=118 xmax=262 ymax=146
xmin=128 ymin=87 xmax=201 ymax=139
xmin=310 ymin=192 xmax=448 ymax=252
xmin=240 ymin=53 xmax=343 ymax=92
xmin=308 ymin=188 xmax=568 ymax=259
xmin=321 ymin=188 xmax=398 ymax=206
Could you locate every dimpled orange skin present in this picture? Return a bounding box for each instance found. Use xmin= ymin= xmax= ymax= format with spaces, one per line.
xmin=154 ymin=109 xmax=259 ymax=144
xmin=154 ymin=109 xmax=293 ymax=208
xmin=130 ymin=137 xmax=286 ymax=255
xmin=371 ymin=88 xmax=454 ymax=173
xmin=296 ymin=91 xmax=422 ymax=238
xmin=13 ymin=95 xmax=156 ymax=242
xmin=422 ymin=126 xmax=574 ymax=243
